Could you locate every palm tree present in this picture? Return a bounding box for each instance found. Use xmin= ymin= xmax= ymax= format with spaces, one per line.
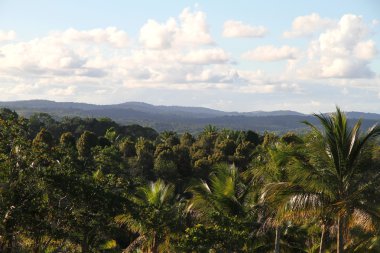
xmin=202 ymin=125 xmax=218 ymax=137
xmin=266 ymin=107 xmax=380 ymax=253
xmin=189 ymin=163 xmax=261 ymax=251
xmin=252 ymin=141 xmax=295 ymax=253
xmin=191 ymin=164 xmax=252 ymax=217
xmin=306 ymin=107 xmax=380 ymax=252
xmin=258 ymin=138 xmax=330 ymax=253
xmin=115 ymin=180 xmax=182 ymax=253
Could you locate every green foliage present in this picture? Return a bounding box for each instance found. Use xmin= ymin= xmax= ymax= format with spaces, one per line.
xmin=0 ymin=108 xmax=378 ymax=253
xmin=115 ymin=180 xmax=183 ymax=252
xmin=32 ymin=128 xmax=54 ymax=149
xmin=77 ymin=130 xmax=98 ymax=159
xmin=60 ymin=131 xmax=76 ymax=148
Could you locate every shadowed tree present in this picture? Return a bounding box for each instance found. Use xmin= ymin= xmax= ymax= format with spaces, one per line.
xmin=77 ymin=130 xmax=98 ymax=160
xmin=188 ymin=164 xmax=261 ymax=251
xmin=115 ymin=180 xmax=183 ymax=253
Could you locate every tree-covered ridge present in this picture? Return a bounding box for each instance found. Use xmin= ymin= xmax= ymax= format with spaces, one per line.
xmin=2 ymin=100 xmax=380 ymax=133
xmin=0 ymin=107 xmax=379 ymax=252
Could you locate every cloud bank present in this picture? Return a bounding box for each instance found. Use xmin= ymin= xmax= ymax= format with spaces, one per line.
xmin=0 ymin=8 xmax=378 ymax=112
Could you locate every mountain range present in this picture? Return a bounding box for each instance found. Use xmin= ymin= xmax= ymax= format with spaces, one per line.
xmin=0 ymin=100 xmax=379 ymax=133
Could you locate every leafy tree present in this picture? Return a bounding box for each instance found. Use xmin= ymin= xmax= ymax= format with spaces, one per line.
xmin=134 ymin=137 xmax=155 ymax=179
xmin=180 ymin=132 xmax=194 ymax=147
xmin=245 ymin=130 xmax=261 ymax=146
xmin=233 ymin=141 xmax=255 ymax=169
xmin=157 ymin=131 xmax=180 ymax=146
xmin=77 ymin=130 xmax=98 ymax=160
xmin=116 ymin=180 xmax=183 ymax=252
xmin=60 ymin=132 xmax=76 ymax=148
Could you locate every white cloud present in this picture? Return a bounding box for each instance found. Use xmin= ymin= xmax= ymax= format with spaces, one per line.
xmin=300 ymin=14 xmax=377 ymax=79
xmin=283 ymin=13 xmax=334 ymax=38
xmin=223 ymin=20 xmax=267 ymax=38
xmin=0 ymin=40 xmax=84 ymax=72
xmin=0 ymin=27 xmax=130 ymax=77
xmin=0 ymin=8 xmax=377 ymax=107
xmin=0 ymin=24 xmax=233 ymax=101
xmin=185 ymin=65 xmax=239 ymax=83
xmin=354 ymin=40 xmax=377 ymax=60
xmin=236 ymin=82 xmax=301 ymax=94
xmin=237 ymin=84 xmax=275 ymax=93
xmin=56 ymin=27 xmax=129 ymax=48
xmin=139 ymin=8 xmax=213 ymax=49
xmin=311 ymin=100 xmax=321 ymax=107
xmin=181 ymin=48 xmax=229 ymax=64
xmin=139 ymin=19 xmax=177 ymax=49
xmin=177 ymin=8 xmax=213 ymax=45
xmin=47 ymin=86 xmax=76 ymax=96
xmin=0 ymin=30 xmax=16 ymax=42
xmin=242 ymin=45 xmax=300 ymax=61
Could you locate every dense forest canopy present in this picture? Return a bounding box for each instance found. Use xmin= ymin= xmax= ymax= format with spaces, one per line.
xmin=0 ymin=107 xmax=379 ymax=252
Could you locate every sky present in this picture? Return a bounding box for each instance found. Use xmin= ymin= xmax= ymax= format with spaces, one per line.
xmin=0 ymin=0 xmax=379 ymax=113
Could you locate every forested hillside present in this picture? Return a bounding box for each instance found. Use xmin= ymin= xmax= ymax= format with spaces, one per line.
xmin=0 ymin=107 xmax=379 ymax=252
xmin=1 ymin=100 xmax=380 ymax=133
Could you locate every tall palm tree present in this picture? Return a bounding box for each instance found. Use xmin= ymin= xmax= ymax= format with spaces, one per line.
xmin=258 ymin=137 xmax=330 ymax=253
xmin=252 ymin=140 xmax=297 ymax=253
xmin=266 ymin=107 xmax=380 ymax=253
xmin=306 ymin=107 xmax=380 ymax=252
xmin=115 ymin=180 xmax=182 ymax=253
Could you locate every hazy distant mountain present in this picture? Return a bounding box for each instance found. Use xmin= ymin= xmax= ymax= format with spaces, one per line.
xmin=241 ymin=110 xmax=305 ymax=117
xmin=109 ymin=102 xmax=230 ymax=118
xmin=0 ymin=100 xmax=378 ymax=133
xmin=346 ymin=112 xmax=380 ymax=120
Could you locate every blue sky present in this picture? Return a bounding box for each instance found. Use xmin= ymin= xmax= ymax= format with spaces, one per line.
xmin=0 ymin=0 xmax=379 ymax=113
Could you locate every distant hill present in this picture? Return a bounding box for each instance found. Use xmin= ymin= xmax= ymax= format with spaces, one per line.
xmin=346 ymin=112 xmax=380 ymax=120
xmin=241 ymin=110 xmax=305 ymax=117
xmin=0 ymin=100 xmax=378 ymax=133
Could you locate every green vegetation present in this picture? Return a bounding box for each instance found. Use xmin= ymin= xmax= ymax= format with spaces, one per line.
xmin=0 ymin=107 xmax=379 ymax=252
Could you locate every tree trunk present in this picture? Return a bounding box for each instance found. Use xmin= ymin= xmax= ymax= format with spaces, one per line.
xmin=33 ymin=236 xmax=42 ymax=253
xmin=319 ymin=224 xmax=326 ymax=253
xmin=274 ymin=226 xmax=281 ymax=253
xmin=122 ymin=235 xmax=146 ymax=253
xmin=337 ymin=216 xmax=344 ymax=253
xmin=6 ymin=234 xmax=14 ymax=253
xmin=81 ymin=240 xmax=89 ymax=253
xmin=151 ymin=233 xmax=158 ymax=253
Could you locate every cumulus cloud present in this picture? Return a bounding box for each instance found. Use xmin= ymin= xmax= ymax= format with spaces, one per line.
xmin=242 ymin=45 xmax=300 ymax=61
xmin=47 ymin=86 xmax=76 ymax=96
xmin=300 ymin=14 xmax=377 ymax=79
xmin=0 ymin=30 xmax=16 ymax=42
xmin=139 ymin=8 xmax=213 ymax=49
xmin=0 ymin=7 xmax=377 ymax=106
xmin=237 ymin=84 xmax=275 ymax=93
xmin=283 ymin=13 xmax=334 ymax=38
xmin=181 ymin=48 xmax=229 ymax=64
xmin=0 ymin=37 xmax=87 ymax=76
xmin=0 ymin=26 xmax=130 ymax=77
xmin=184 ymin=65 xmax=239 ymax=83
xmin=0 ymin=19 xmax=233 ymax=101
xmin=56 ymin=27 xmax=129 ymax=48
xmin=223 ymin=20 xmax=267 ymax=38
xmin=353 ymin=40 xmax=377 ymax=60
